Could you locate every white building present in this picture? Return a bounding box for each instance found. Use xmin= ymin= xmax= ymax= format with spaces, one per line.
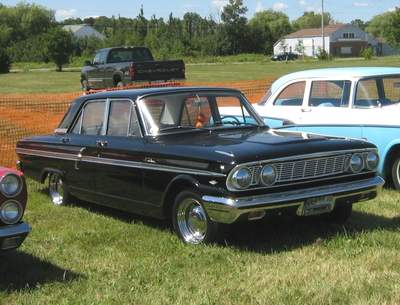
xmin=63 ymin=24 xmax=105 ymax=40
xmin=273 ymin=24 xmax=397 ymax=57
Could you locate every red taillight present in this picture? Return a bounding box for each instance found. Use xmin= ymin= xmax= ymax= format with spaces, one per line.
xmin=129 ymin=64 xmax=136 ymax=80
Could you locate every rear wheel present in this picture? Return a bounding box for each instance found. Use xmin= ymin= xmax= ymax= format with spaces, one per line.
xmin=48 ymin=173 xmax=69 ymax=205
xmin=172 ymin=190 xmax=223 ymax=244
xmin=391 ymin=157 xmax=400 ymax=190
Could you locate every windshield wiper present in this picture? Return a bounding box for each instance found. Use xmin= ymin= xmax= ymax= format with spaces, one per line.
xmin=159 ymin=126 xmax=206 ymax=132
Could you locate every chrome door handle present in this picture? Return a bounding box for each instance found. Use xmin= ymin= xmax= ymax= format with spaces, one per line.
xmin=301 ymin=108 xmax=311 ymax=112
xmin=61 ymin=137 xmax=70 ymax=143
xmin=75 ymin=147 xmax=86 ymax=170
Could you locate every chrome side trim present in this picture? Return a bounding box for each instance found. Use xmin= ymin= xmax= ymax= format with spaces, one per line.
xmin=16 ymin=148 xmax=225 ymax=177
xmin=17 ymin=148 xmax=77 ymax=161
xmin=0 ymin=222 xmax=31 ymax=238
xmin=202 ymin=176 xmax=384 ymax=224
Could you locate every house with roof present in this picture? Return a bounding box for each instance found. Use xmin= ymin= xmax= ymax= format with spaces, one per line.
xmin=63 ymin=24 xmax=105 ymax=40
xmin=273 ymin=24 xmax=397 ymax=57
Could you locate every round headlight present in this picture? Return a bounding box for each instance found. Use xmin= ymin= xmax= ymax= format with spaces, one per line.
xmin=260 ymin=165 xmax=277 ymax=186
xmin=0 ymin=173 xmax=22 ymax=197
xmin=366 ymin=151 xmax=379 ymax=171
xmin=231 ymin=167 xmax=252 ymax=190
xmin=350 ymin=153 xmax=364 ymax=173
xmin=0 ymin=200 xmax=23 ymax=225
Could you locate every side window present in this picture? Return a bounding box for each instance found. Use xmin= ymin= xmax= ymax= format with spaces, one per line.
xmin=310 ymin=80 xmax=351 ymax=107
xmin=355 ymin=79 xmax=379 ymax=108
xmin=81 ymin=101 xmax=106 ymax=135
xmin=107 ymin=100 xmax=131 ymax=136
xmin=93 ymin=53 xmax=102 ymax=65
xmin=93 ymin=51 xmax=107 ymax=64
xmin=274 ymin=82 xmax=306 ymax=106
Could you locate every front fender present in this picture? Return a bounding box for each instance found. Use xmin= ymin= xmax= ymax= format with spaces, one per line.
xmin=381 ymin=140 xmax=400 ymax=176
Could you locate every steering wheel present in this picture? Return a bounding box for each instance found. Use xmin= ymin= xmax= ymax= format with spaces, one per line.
xmin=220 ymin=115 xmax=241 ymax=126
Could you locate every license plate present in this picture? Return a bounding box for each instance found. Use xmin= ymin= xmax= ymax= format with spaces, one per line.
xmin=299 ymin=196 xmax=335 ymax=216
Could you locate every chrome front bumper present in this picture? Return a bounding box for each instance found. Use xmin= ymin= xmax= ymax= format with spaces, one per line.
xmin=0 ymin=222 xmax=31 ymax=251
xmin=202 ymin=176 xmax=385 ymax=224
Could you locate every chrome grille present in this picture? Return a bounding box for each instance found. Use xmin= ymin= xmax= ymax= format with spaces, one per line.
xmin=249 ymin=154 xmax=347 ymax=185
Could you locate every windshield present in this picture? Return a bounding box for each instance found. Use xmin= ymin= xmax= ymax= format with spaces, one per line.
xmin=138 ymin=91 xmax=263 ymax=135
xmin=355 ymin=76 xmax=400 ymax=108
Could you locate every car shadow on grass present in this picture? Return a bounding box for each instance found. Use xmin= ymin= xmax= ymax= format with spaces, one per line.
xmin=0 ymin=251 xmax=82 ymax=292
xmin=37 ymin=186 xmax=400 ymax=253
xmin=224 ymin=211 xmax=400 ymax=253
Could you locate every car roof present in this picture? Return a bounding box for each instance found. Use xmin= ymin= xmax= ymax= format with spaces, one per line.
xmin=270 ymin=67 xmax=400 ymax=93
xmin=80 ymin=86 xmax=242 ymax=101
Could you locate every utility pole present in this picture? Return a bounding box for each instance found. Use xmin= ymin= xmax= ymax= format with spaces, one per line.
xmin=321 ymin=0 xmax=325 ymax=52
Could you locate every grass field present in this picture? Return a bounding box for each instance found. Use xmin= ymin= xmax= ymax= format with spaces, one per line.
xmin=1 ymin=57 xmax=400 ymax=305
xmin=1 ymin=182 xmax=399 ymax=305
xmin=1 ymin=56 xmax=400 ymax=93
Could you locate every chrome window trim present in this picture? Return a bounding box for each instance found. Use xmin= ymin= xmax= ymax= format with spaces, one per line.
xmin=69 ymin=99 xmax=107 ymax=135
xmin=16 ymin=148 xmax=225 ymax=177
xmin=226 ymin=148 xmax=378 ymax=192
xmin=107 ymin=98 xmax=143 ymax=138
xmin=0 ymin=173 xmax=23 ymax=198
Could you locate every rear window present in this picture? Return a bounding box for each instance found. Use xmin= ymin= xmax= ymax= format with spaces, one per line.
xmin=355 ymin=77 xmax=400 ymax=108
xmin=108 ymin=48 xmax=153 ymax=63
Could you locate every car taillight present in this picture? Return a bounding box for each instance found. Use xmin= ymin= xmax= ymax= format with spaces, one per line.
xmin=129 ymin=64 xmax=136 ymax=80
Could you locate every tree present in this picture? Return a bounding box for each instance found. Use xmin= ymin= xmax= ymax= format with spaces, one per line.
xmin=45 ymin=28 xmax=74 ymax=71
xmin=249 ymin=10 xmax=292 ymax=54
xmin=366 ymin=8 xmax=400 ymax=47
xmin=351 ymin=19 xmax=368 ymax=31
xmin=0 ymin=47 xmax=11 ymax=73
xmin=220 ymin=0 xmax=248 ymax=54
xmin=293 ymin=12 xmax=332 ymax=30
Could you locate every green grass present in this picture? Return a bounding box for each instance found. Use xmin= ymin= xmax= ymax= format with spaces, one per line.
xmin=2 ymin=56 xmax=400 ymax=93
xmin=1 ymin=183 xmax=400 ymax=305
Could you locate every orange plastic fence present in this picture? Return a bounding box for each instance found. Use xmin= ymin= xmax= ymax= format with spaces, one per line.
xmin=0 ymin=79 xmax=273 ymax=168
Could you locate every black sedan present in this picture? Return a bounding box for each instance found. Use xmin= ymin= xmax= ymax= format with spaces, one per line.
xmin=16 ymin=87 xmax=384 ymax=244
xmin=271 ymin=52 xmax=298 ymax=61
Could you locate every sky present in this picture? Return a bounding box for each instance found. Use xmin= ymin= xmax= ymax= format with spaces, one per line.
xmin=1 ymin=0 xmax=398 ymax=22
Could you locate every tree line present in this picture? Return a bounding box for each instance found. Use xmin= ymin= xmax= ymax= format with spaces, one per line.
xmin=0 ymin=1 xmax=399 ymax=72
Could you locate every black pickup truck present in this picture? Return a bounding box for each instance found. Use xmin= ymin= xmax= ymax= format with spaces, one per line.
xmin=81 ymin=47 xmax=185 ymax=90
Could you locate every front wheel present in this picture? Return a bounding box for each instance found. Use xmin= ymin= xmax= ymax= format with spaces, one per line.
xmin=48 ymin=173 xmax=70 ymax=205
xmin=172 ymin=190 xmax=223 ymax=244
xmin=391 ymin=157 xmax=400 ymax=190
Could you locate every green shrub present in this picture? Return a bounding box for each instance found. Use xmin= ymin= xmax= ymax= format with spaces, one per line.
xmin=361 ymin=47 xmax=374 ymax=60
xmin=0 ymin=47 xmax=11 ymax=73
xmin=316 ymin=48 xmax=331 ymax=60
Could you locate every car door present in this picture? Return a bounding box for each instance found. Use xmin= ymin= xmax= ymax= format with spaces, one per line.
xmin=93 ymin=99 xmax=146 ymax=213
xmin=63 ymin=99 xmax=107 ymax=203
xmin=87 ymin=51 xmax=107 ymax=89
xmin=298 ymin=79 xmax=362 ymax=138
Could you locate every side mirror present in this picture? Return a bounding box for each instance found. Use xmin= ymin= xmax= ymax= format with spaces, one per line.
xmin=84 ymin=60 xmax=92 ymax=66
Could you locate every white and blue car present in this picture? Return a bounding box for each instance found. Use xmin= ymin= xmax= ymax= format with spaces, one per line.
xmin=253 ymin=67 xmax=400 ymax=189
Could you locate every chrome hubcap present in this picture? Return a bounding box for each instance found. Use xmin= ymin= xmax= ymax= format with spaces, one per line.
xmin=49 ymin=174 xmax=64 ymax=205
xmin=177 ymin=198 xmax=207 ymax=244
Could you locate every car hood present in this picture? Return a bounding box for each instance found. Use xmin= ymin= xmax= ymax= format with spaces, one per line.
xmin=148 ymin=128 xmax=374 ymax=167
